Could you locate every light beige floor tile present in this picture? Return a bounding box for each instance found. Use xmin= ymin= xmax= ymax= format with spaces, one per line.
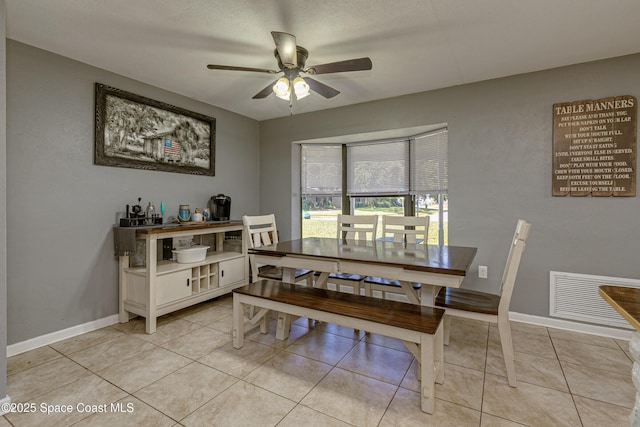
xmin=312 ymin=320 xmax=366 ymax=340
xmin=7 ymin=356 xmax=91 ymax=402
xmin=73 ymin=395 xmax=176 ymax=427
xmin=573 ymin=395 xmax=632 ymax=427
xmin=488 ymin=327 xmax=556 ymax=359
xmin=212 ymin=294 xmax=233 ymax=308
xmin=198 ymin=339 xmax=282 ymax=378
xmin=548 ymin=327 xmax=622 ymax=349
xmin=134 ymin=361 xmax=237 ymax=420
xmin=5 ymin=374 xmax=127 ymax=427
xmin=116 ymin=317 xmax=202 ymax=345
xmin=482 ymin=373 xmax=581 ymax=427
xmin=277 ymin=404 xmax=352 ymax=427
xmin=444 ymin=334 xmax=487 ymax=371
xmin=401 ymin=360 xmax=484 ymax=411
xmin=363 ymin=333 xmax=410 ymax=353
xmin=244 ymin=351 xmax=332 ymax=401
xmin=7 ymin=346 xmax=62 ymax=376
xmin=561 ymin=361 xmax=635 ymax=408
xmin=179 ymin=304 xmax=233 ymax=326
xmin=615 ymin=338 xmax=631 ymax=351
xmin=206 ymin=314 xmax=233 ymax=333
xmin=507 ymin=321 xmax=549 ymax=337
xmin=159 ymin=326 xmax=231 ymax=359
xmin=301 ymin=367 xmax=397 ymax=426
xmin=379 ymin=387 xmax=481 ymax=427
xmin=553 ymin=338 xmax=632 ymax=374
xmin=50 ymin=326 xmax=126 ymax=355
xmin=0 ymin=416 xmax=11 ymax=426
xmin=485 ymin=344 xmax=568 ymax=392
xmin=97 ymin=346 xmax=191 ymax=393
xmin=181 ymin=380 xmax=295 ymax=427
xmin=286 ymin=330 xmax=358 ymax=365
xmin=66 ymin=334 xmax=157 ymax=371
xmin=480 ymin=413 xmax=528 ymax=426
xmin=246 ymin=323 xmax=309 ymax=349
xmin=448 ymin=317 xmax=490 ymax=345
xmin=337 ymin=341 xmax=413 ymax=385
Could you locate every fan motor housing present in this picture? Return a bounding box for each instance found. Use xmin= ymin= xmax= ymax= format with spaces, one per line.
xmin=274 ymin=46 xmax=309 ymax=70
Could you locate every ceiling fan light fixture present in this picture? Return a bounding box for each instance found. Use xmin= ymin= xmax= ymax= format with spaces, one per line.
xmin=293 ymin=76 xmax=310 ymax=100
xmin=273 ymin=77 xmax=291 ymax=100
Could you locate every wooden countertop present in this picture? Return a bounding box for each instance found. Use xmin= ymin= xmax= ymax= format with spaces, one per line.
xmin=130 ymin=220 xmax=243 ymax=235
xmin=598 ymin=285 xmax=640 ymax=331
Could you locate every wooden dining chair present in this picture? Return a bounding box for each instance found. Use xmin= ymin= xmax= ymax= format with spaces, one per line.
xmin=435 ymin=219 xmax=531 ymax=387
xmin=364 ymin=215 xmax=430 ymax=304
xmin=323 ymin=214 xmax=378 ymax=294
xmin=242 ymin=214 xmax=314 ymax=285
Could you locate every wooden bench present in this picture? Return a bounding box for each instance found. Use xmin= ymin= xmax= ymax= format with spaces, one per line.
xmin=232 ymin=279 xmax=446 ymax=414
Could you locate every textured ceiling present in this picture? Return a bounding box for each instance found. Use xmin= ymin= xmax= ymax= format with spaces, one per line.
xmin=6 ymin=0 xmax=640 ymax=120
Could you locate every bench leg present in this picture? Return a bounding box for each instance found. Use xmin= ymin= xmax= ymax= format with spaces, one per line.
xmin=435 ymin=322 xmax=444 ymax=385
xmin=420 ymin=333 xmax=436 ymax=414
xmin=276 ymin=312 xmax=292 ymax=340
xmin=232 ymin=294 xmax=245 ymax=349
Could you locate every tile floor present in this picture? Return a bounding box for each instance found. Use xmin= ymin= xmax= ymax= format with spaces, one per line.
xmin=3 ymin=294 xmax=636 ymax=426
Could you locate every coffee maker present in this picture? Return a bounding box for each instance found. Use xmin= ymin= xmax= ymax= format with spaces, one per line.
xmin=208 ymin=194 xmax=231 ymax=221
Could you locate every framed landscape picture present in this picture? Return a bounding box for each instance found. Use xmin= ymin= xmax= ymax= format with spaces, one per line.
xmin=94 ymin=83 xmax=216 ymax=176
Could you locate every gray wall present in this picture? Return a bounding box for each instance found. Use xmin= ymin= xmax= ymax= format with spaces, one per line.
xmin=6 ymin=40 xmax=260 ymax=344
xmin=260 ymin=54 xmax=640 ymax=318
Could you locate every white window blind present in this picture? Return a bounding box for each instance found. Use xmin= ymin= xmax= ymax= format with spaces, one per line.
xmin=301 ymin=145 xmax=342 ymax=195
xmin=347 ymin=140 xmax=409 ymax=195
xmin=411 ymin=129 xmax=448 ymax=193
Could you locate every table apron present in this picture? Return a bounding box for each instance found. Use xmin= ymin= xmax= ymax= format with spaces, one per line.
xmin=253 ymin=254 xmax=339 ymax=273
xmin=339 ymin=261 xmax=464 ymax=288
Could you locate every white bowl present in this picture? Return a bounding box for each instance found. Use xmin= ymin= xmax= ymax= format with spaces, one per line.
xmin=172 ymin=245 xmax=209 ymax=263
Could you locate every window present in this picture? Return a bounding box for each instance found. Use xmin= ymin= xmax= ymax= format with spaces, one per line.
xmin=301 ymin=128 xmax=448 ymax=244
xmin=301 ymin=145 xmax=342 ymax=239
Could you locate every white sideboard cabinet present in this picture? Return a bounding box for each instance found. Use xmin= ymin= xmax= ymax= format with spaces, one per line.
xmin=118 ymin=221 xmax=248 ymax=333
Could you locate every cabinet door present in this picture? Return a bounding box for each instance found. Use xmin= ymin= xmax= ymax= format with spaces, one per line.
xmin=157 ymin=270 xmax=192 ymax=305
xmin=219 ymin=257 xmax=245 ymax=287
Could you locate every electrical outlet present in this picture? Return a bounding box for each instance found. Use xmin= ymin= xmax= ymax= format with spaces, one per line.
xmin=478 ymin=265 xmax=488 ymax=279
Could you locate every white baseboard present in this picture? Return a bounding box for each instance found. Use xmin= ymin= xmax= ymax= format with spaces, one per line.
xmin=0 ymin=395 xmax=11 ymax=416
xmin=5 ymin=311 xmax=633 ymax=358
xmin=7 ymin=314 xmax=120 ymax=357
xmin=510 ymin=312 xmax=633 ymax=341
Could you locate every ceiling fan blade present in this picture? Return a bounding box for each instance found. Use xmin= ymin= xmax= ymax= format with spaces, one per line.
xmin=306 ymin=57 xmax=372 ymax=75
xmin=304 ymin=77 xmax=340 ymax=99
xmin=207 ymin=64 xmax=278 ymax=74
xmin=252 ymin=79 xmax=279 ymax=99
xmin=271 ymin=31 xmax=297 ymax=68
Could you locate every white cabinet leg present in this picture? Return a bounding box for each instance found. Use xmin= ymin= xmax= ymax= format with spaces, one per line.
xmin=233 ymin=295 xmax=245 ymax=348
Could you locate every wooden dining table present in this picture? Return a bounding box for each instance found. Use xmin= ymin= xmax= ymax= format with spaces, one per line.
xmin=249 ymin=237 xmax=477 ymax=338
xmin=598 ymin=285 xmax=640 ymax=425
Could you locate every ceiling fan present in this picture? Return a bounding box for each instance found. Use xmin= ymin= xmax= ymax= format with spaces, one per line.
xmin=207 ymin=31 xmax=372 ymax=100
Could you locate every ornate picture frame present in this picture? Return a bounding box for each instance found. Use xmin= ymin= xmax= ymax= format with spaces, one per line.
xmin=94 ymin=83 xmax=216 ymax=176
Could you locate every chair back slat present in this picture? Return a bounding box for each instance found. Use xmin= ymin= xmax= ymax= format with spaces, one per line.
xmin=337 ymin=214 xmax=378 ymax=242
xmin=497 ymin=220 xmax=531 ymax=315
xmin=243 ymin=214 xmax=279 ymax=282
xmin=382 ymin=215 xmax=430 ymax=245
xmin=243 ymin=214 xmax=278 ymax=249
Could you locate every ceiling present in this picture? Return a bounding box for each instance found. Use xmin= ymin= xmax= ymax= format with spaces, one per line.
xmin=6 ymin=0 xmax=640 ymax=121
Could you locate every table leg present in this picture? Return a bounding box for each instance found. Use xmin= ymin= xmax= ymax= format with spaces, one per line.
xmin=629 ymin=331 xmax=640 ymax=425
xmin=420 ymin=285 xmax=441 ymax=307
xmin=314 ymin=272 xmax=329 ymax=289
